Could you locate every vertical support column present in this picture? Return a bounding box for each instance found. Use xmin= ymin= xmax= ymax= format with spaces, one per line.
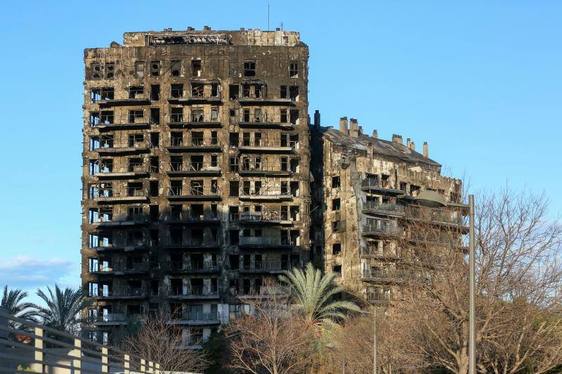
xmin=71 ymin=338 xmax=81 ymax=373
xmin=140 ymin=358 xmax=146 ymax=373
xmin=123 ymin=354 xmax=130 ymax=374
xmin=101 ymin=347 xmax=109 ymax=373
xmin=30 ymin=327 xmax=43 ymax=373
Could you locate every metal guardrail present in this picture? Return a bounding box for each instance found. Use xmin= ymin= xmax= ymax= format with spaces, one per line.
xmin=0 ymin=308 xmax=160 ymax=373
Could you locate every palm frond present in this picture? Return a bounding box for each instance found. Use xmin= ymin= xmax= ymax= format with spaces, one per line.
xmin=279 ymin=264 xmax=359 ymax=327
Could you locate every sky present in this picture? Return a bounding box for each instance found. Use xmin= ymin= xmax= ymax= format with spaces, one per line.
xmin=0 ymin=1 xmax=561 ymax=297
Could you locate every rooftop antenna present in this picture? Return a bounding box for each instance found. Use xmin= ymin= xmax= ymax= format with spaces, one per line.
xmin=267 ymin=1 xmax=270 ymax=31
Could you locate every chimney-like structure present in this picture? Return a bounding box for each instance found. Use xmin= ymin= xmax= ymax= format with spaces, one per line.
xmin=314 ymin=110 xmax=321 ymax=128
xmin=339 ymin=117 xmax=349 ymax=135
xmin=349 ymin=118 xmax=360 ymax=138
xmin=423 ymin=142 xmax=429 ymax=158
xmin=392 ymin=134 xmax=403 ymax=145
xmin=372 ymin=129 xmax=378 ymax=139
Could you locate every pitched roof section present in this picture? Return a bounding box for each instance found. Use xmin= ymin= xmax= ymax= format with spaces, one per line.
xmin=322 ymin=127 xmax=441 ymax=168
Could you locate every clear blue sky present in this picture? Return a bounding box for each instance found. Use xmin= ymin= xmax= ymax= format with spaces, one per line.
xmin=1 ymin=1 xmax=561 ymax=295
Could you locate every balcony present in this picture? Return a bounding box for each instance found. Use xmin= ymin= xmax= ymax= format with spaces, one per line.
xmin=167 ymin=164 xmax=221 ymax=177
xmin=361 ymin=179 xmax=403 ymax=195
xmin=165 ymin=240 xmax=220 ymax=250
xmin=239 ymin=261 xmax=288 ymax=274
xmin=238 ymin=97 xmax=295 ymax=106
xmin=168 ymin=96 xmax=222 ymax=105
xmin=405 ymin=207 xmax=468 ymax=232
xmin=238 ymin=236 xmax=294 ymax=250
xmin=94 ymin=287 xmax=147 ymax=300
xmin=362 ymin=222 xmax=402 ymax=238
xmin=168 ymin=287 xmax=220 ymax=300
xmin=170 ymin=311 xmax=220 ymax=325
xmin=166 ymin=213 xmax=220 ymax=225
xmin=97 ymin=97 xmax=151 ymax=107
xmin=238 ymin=167 xmax=293 ymax=177
xmin=239 ymin=192 xmax=293 ymax=202
xmin=94 ymin=122 xmax=151 ymax=131
xmin=93 ymin=313 xmax=128 ymax=325
xmin=167 ymin=142 xmax=222 ymax=153
xmin=238 ymin=211 xmax=293 ymax=226
xmin=366 ymin=292 xmax=391 ymax=305
xmin=238 ymin=121 xmax=295 ymax=130
xmin=91 ymin=263 xmax=150 ymax=275
xmin=94 ymin=168 xmax=149 ymax=180
xmin=362 ymin=202 xmax=405 ymax=217
xmin=238 ymin=144 xmax=295 ymax=154
xmin=167 ymin=188 xmax=222 ymax=201
xmin=169 ymin=121 xmax=219 ymax=129
xmin=360 ymin=247 xmax=400 ymax=260
xmin=169 ymin=263 xmax=220 ymax=274
xmin=92 ymin=191 xmax=148 ymax=204
xmin=94 ymin=143 xmax=151 ymax=156
xmin=361 ymin=269 xmax=406 ymax=284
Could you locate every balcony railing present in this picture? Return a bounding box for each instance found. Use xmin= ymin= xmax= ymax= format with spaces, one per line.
xmin=366 ymin=292 xmax=391 ymax=304
xmin=96 ymin=312 xmax=127 ymax=323
xmin=169 ymin=287 xmax=218 ymax=298
xmin=170 ymin=264 xmax=219 ymax=273
xmin=239 ymin=211 xmax=287 ymax=223
xmin=97 ymin=264 xmax=149 ymax=273
xmin=362 ymin=222 xmax=403 ymax=237
xmin=94 ymin=287 xmax=146 ymax=298
xmin=363 ymin=202 xmax=405 ymax=215
xmin=361 ymin=179 xmax=402 ymax=194
xmin=239 ymin=236 xmax=282 ymax=247
xmin=361 ymin=269 xmax=406 ymax=282
xmin=180 ymin=311 xmax=219 ymax=322
xmin=239 ymin=261 xmax=288 ymax=272
xmin=406 ymin=207 xmax=465 ymax=226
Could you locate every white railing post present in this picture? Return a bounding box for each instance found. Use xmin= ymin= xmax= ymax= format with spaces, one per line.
xmin=101 ymin=347 xmax=109 ymax=373
xmin=140 ymin=358 xmax=146 ymax=372
xmin=148 ymin=361 xmax=154 ymax=373
xmin=30 ymin=327 xmax=43 ymax=373
xmin=155 ymin=362 xmax=160 ymax=374
xmin=123 ymin=354 xmax=130 ymax=374
xmin=71 ymin=338 xmax=81 ymax=373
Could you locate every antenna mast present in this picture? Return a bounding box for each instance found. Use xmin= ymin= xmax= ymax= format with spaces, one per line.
xmin=267 ymin=2 xmax=270 ymax=31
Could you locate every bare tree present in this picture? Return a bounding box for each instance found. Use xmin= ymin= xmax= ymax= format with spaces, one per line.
xmin=326 ymin=311 xmax=423 ymax=374
xmin=121 ymin=317 xmax=208 ymax=373
xmin=225 ymin=288 xmax=315 ymax=374
xmin=384 ymin=189 xmax=562 ymax=374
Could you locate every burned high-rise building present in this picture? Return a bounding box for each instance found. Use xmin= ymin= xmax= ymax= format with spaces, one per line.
xmin=81 ymin=28 xmax=310 ymax=346
xmin=310 ymin=115 xmax=467 ymax=304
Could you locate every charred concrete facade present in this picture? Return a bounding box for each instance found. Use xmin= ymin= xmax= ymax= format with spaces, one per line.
xmin=81 ymin=28 xmax=310 ymax=346
xmin=310 ymin=116 xmax=465 ymax=305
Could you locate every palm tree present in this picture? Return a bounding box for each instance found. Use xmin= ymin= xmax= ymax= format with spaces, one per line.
xmin=279 ymin=263 xmax=360 ymax=327
xmin=1 ymin=285 xmax=37 ymax=321
xmin=36 ymin=285 xmax=89 ymax=334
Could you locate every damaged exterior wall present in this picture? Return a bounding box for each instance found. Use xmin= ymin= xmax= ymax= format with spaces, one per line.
xmin=311 ymin=117 xmax=465 ymax=304
xmin=81 ymin=28 xmax=310 ymax=346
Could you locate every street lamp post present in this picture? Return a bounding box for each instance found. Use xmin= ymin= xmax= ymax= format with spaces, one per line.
xmin=373 ymin=307 xmax=377 ymax=374
xmin=469 ymin=194 xmax=476 ymax=374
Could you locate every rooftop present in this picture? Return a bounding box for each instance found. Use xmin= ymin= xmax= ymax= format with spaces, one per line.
xmin=120 ymin=27 xmax=303 ymax=47
xmin=319 ymin=117 xmax=441 ymax=168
